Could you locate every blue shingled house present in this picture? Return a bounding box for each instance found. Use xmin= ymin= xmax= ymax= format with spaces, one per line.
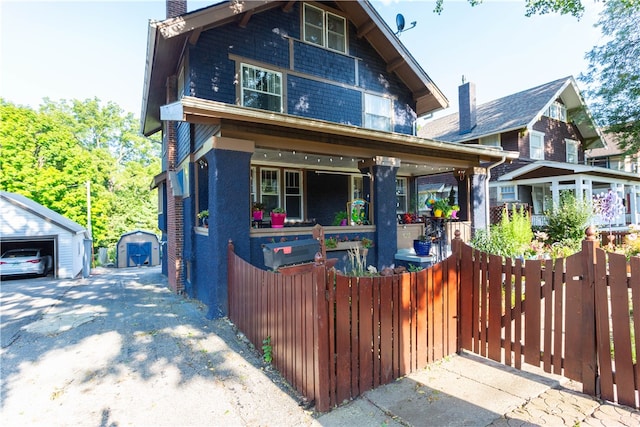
xmin=141 ymin=0 xmax=516 ymax=317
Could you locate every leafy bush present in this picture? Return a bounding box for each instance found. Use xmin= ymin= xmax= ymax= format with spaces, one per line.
xmin=471 ymin=206 xmax=533 ymax=257
xmin=544 ymin=192 xmax=592 ymax=251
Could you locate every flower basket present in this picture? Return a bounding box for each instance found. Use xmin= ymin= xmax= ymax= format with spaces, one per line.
xmin=253 ymin=210 xmax=264 ymax=221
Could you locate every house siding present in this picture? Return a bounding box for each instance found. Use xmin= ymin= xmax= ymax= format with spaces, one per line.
xmin=185 ymin=3 xmax=417 ymax=134
xmin=531 ymin=117 xmax=584 ymax=163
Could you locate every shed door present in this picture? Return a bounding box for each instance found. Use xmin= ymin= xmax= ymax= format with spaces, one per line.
xmin=127 ymin=242 xmax=151 ymax=267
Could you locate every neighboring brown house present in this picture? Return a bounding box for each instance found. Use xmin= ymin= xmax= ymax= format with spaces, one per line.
xmin=420 ymin=76 xmax=640 ymax=228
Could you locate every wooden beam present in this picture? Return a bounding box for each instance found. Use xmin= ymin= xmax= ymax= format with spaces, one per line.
xmin=356 ymin=20 xmax=376 ymax=39
xmin=386 ymin=57 xmax=405 ymax=73
xmin=282 ymin=1 xmax=295 ymax=12
xmin=188 ymin=28 xmax=202 ymax=45
xmin=238 ymin=10 xmax=253 ymax=28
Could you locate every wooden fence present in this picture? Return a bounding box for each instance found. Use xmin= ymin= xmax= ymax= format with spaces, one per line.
xmin=456 ymin=229 xmax=640 ymax=408
xmin=227 ymin=241 xmax=459 ymax=411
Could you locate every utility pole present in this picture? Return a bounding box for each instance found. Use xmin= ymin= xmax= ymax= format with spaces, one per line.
xmin=86 ymin=180 xmax=92 ymax=238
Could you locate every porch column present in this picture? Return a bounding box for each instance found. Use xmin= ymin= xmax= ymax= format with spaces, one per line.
xmin=551 ymin=180 xmax=560 ymax=208
xmin=631 ymin=186 xmax=640 ymax=224
xmin=576 ymin=177 xmax=584 ymax=202
xmin=460 ymin=167 xmax=488 ymax=234
xmin=584 ymin=179 xmax=593 ymax=202
xmin=205 ymin=137 xmax=254 ymax=319
xmin=360 ymin=156 xmax=399 ymax=270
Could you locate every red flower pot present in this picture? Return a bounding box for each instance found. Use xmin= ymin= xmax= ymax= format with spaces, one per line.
xmin=271 ymin=212 xmax=286 ymax=228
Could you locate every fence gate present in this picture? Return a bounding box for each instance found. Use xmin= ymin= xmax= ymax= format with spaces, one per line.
xmin=457 ymin=231 xmax=640 ymax=409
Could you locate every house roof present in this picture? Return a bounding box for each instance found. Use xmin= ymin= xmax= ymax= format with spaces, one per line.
xmin=586 ymin=132 xmax=631 ymax=158
xmin=496 ymin=160 xmax=640 ymax=183
xmin=420 ymin=76 xmax=605 ymax=149
xmin=141 ymin=0 xmax=448 ymax=136
xmin=0 ymin=191 xmax=88 ymax=236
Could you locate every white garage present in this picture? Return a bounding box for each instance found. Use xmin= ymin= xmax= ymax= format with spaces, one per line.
xmin=0 ymin=191 xmax=91 ymax=279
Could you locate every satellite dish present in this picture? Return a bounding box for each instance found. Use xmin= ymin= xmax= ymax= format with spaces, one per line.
xmin=395 ymin=13 xmax=416 ymax=36
xmin=396 ymin=14 xmax=405 ymax=33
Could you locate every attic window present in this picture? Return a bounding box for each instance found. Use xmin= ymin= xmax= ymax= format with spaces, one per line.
xmin=545 ymin=101 xmax=567 ymax=122
xmin=303 ymin=3 xmax=346 ymax=54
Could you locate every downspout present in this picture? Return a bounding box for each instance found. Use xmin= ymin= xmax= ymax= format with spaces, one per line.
xmin=485 ymin=156 xmax=507 ymax=233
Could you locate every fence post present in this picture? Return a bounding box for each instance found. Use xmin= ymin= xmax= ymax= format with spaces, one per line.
xmin=313 ymin=251 xmax=330 ymax=412
xmin=581 ymin=226 xmax=599 ymax=396
xmin=451 ymin=230 xmax=463 ymax=353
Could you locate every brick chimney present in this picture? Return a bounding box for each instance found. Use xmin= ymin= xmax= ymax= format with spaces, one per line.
xmin=167 ymin=0 xmax=186 ymax=18
xmin=459 ymin=80 xmax=476 ymax=135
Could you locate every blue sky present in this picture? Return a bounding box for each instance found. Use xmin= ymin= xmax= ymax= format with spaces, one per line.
xmin=1 ymin=0 xmax=603 ymax=120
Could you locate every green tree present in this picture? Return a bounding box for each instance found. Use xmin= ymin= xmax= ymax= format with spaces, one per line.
xmin=434 ymin=0 xmax=586 ymax=18
xmin=544 ymin=192 xmax=592 ymax=251
xmin=580 ymin=0 xmax=640 ymax=156
xmin=0 ymin=98 xmax=160 ymax=250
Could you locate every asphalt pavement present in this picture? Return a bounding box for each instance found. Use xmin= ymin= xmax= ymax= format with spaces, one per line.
xmin=2 ymin=266 xmax=640 ymax=426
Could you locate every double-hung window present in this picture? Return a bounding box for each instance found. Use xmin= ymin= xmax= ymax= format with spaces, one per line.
xmin=529 ymin=130 xmax=545 ymax=160
xmin=364 ymin=93 xmax=392 ymax=132
xmin=260 ymin=168 xmax=281 ymax=213
xmin=499 ymin=185 xmax=517 ymax=201
xmin=395 ymin=178 xmax=407 ymax=214
xmin=241 ymin=64 xmax=282 ymax=113
xmin=565 ymin=139 xmax=578 ymax=164
xmin=303 ymin=3 xmax=346 ymax=53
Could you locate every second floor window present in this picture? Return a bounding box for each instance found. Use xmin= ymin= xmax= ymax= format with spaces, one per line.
xmin=565 ymin=139 xmax=578 ymax=164
xmin=364 ymin=93 xmax=392 ymax=132
xmin=529 ymin=130 xmax=545 ymax=160
xmin=479 ymin=134 xmax=501 ymax=147
xmin=241 ymin=64 xmax=282 ymax=113
xmin=303 ymin=3 xmax=347 ymax=53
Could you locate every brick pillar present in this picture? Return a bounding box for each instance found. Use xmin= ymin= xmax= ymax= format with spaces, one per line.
xmin=165 ymin=75 xmax=184 ymax=294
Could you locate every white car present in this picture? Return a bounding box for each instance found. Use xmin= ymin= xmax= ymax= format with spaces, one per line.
xmin=0 ymin=249 xmax=53 ymax=277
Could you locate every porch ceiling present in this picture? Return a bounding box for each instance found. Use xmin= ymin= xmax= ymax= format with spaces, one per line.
xmin=164 ymin=97 xmax=518 ymax=176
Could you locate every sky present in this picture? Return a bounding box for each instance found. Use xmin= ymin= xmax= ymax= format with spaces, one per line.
xmin=0 ymin=0 xmax=604 ymax=121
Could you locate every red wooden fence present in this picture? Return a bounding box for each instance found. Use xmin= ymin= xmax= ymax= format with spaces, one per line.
xmin=227 ymin=241 xmax=459 ymax=411
xmin=456 ymin=230 xmax=640 ymax=408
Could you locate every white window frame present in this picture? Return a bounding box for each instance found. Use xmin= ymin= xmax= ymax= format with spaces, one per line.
xmin=529 ymin=130 xmax=545 ymax=160
xmin=479 ymin=134 xmax=501 ymax=147
xmin=395 ymin=177 xmax=408 ymax=214
xmin=499 ymin=185 xmax=517 ymax=201
xmin=351 ymin=175 xmax=363 ymax=200
xmin=284 ymin=169 xmax=303 ymax=221
xmin=303 ymin=3 xmax=347 ymax=54
xmin=240 ymin=63 xmax=283 ymax=113
xmin=545 ymin=101 xmax=567 ymax=122
xmin=364 ymin=93 xmax=392 ymax=132
xmin=565 ymin=139 xmax=578 ymax=164
xmin=260 ymin=168 xmax=281 ymax=213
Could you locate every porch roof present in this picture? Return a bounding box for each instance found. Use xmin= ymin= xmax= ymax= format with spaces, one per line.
xmin=496 ymin=160 xmax=640 ymax=183
xmin=141 ymin=0 xmax=448 ymax=136
xmin=162 ymin=96 xmax=519 ymax=176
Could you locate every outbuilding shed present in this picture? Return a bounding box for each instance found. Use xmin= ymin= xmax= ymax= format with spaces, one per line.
xmin=116 ymin=230 xmax=160 ymax=268
xmin=0 ymin=191 xmax=91 ymax=279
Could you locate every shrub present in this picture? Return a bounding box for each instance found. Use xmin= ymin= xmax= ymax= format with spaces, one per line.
xmin=544 ymin=192 xmax=592 ymax=251
xmin=471 ymin=206 xmax=532 ymax=257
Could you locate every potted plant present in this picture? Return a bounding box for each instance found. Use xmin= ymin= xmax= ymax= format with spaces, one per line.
xmin=413 ymin=233 xmax=432 ymax=256
xmin=197 ymin=210 xmax=209 ymax=227
xmin=252 ymin=202 xmax=265 ymax=221
xmin=432 ymin=199 xmax=452 ymax=218
xmin=270 ymin=207 xmax=286 ymax=228
xmin=332 ymin=210 xmax=348 ymax=226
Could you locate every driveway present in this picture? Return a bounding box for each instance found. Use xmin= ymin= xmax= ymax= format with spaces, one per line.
xmin=0 ymin=266 xmax=318 ymax=426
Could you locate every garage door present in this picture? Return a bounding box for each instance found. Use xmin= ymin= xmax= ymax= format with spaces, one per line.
xmin=0 ymin=237 xmax=57 ymax=277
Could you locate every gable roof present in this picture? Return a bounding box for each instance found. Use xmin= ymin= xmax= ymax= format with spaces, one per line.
xmin=420 ymin=76 xmax=605 ymax=149
xmin=496 ymin=160 xmax=640 ymax=183
xmin=141 ymin=0 xmax=448 ymax=136
xmin=0 ymin=191 xmax=88 ymax=236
